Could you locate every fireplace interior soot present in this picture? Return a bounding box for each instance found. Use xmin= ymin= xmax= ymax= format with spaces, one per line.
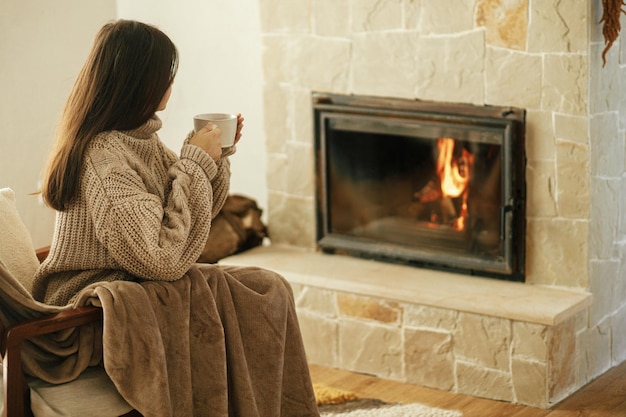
xmin=313 ymin=93 xmax=526 ymax=281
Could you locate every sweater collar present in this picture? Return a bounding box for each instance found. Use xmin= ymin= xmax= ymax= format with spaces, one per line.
xmin=123 ymin=115 xmax=162 ymax=139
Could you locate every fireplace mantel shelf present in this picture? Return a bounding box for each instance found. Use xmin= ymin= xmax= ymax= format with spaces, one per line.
xmin=220 ymin=244 xmax=591 ymax=326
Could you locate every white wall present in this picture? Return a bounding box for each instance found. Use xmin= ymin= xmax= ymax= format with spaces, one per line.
xmin=1 ymin=0 xmax=267 ymax=247
xmin=0 ymin=0 xmax=117 ymax=247
xmin=116 ymin=0 xmax=267 ymax=214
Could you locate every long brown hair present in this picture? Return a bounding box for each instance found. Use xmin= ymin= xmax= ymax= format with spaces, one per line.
xmin=41 ymin=20 xmax=179 ymax=210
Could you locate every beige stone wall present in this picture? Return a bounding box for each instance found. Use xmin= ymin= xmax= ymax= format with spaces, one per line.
xmin=259 ymin=0 xmax=626 ymax=407
xmin=292 ymin=283 xmax=585 ymax=408
xmin=586 ymin=0 xmax=626 ymax=382
xmin=260 ymin=0 xmax=592 ymax=287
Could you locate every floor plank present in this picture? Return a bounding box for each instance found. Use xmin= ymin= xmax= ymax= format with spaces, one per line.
xmin=309 ymin=361 xmax=626 ymax=417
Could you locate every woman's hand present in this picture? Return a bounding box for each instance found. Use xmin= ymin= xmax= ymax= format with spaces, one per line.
xmin=234 ymin=114 xmax=244 ymax=145
xmin=189 ymin=123 xmax=222 ymax=161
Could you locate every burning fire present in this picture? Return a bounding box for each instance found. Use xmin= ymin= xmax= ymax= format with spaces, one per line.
xmin=436 ymin=138 xmax=474 ymax=230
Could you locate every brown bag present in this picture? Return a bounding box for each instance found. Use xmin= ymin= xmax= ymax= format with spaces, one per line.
xmin=197 ymin=194 xmax=268 ymax=264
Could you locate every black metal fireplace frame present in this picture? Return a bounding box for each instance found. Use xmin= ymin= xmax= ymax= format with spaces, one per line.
xmin=313 ymin=93 xmax=526 ymax=281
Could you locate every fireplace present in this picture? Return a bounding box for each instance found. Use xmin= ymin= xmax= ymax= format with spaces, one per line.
xmin=313 ymin=93 xmax=526 ymax=281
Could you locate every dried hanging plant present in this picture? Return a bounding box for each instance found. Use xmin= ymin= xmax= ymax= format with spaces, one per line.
xmin=600 ymin=0 xmax=626 ymax=66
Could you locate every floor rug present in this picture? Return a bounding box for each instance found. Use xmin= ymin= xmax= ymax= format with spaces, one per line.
xmin=314 ymin=384 xmax=462 ymax=417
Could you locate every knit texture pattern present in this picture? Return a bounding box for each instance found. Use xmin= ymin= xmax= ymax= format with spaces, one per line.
xmin=32 ymin=115 xmax=232 ymax=305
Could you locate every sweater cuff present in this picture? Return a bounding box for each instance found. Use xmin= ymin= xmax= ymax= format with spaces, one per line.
xmin=220 ymin=144 xmax=237 ymax=158
xmin=181 ymin=144 xmax=218 ymax=180
xmin=183 ymin=130 xmax=194 ymax=145
xmin=183 ymin=129 xmax=236 ymax=159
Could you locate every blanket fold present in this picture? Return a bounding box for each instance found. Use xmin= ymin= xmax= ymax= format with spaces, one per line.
xmin=0 ymin=260 xmax=319 ymax=417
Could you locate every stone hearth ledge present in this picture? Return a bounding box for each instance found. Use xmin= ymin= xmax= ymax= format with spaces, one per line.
xmin=220 ymin=244 xmax=591 ymax=326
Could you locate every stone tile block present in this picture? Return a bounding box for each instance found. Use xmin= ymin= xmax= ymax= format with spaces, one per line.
xmin=338 ymin=319 xmax=404 ymax=379
xmin=526 ymin=160 xmax=557 ymax=217
xmin=262 ymin=35 xmax=294 ymax=85
xmin=295 ymin=286 xmax=337 ymax=317
xmin=351 ymin=0 xmax=403 ymax=32
xmin=621 ymin=67 xmax=626 ymax=130
xmin=403 ymin=304 xmax=458 ymax=330
xmin=574 ymin=317 xmax=611 ymax=388
xmin=590 ymin=178 xmax=620 ymax=260
xmin=259 ymin=0 xmax=311 ymax=33
xmin=511 ymin=358 xmax=547 ymax=408
xmin=267 ymin=193 xmax=315 ymax=247
xmin=403 ymin=0 xmax=419 ymax=30
xmin=616 ymin=246 xmax=626 ymax=313
xmin=555 ymin=142 xmax=589 ymax=219
xmin=476 ymin=0 xmax=528 ymax=50
xmin=454 ymin=313 xmax=511 ymax=371
xmin=589 ymin=260 xmax=619 ymax=326
xmin=512 ymin=321 xmax=548 ymax=361
xmin=548 ymin=317 xmax=576 ymax=401
xmin=291 ymin=36 xmax=351 ymax=91
xmin=418 ymin=0 xmax=474 ymax=34
xmin=485 ymin=47 xmax=541 ymax=109
xmin=525 ymin=218 xmax=588 ymax=287
xmin=266 ymin=153 xmax=288 ymax=193
xmin=351 ymin=32 xmax=419 ymax=99
xmin=590 ymin=112 xmax=622 ymax=178
xmin=298 ymin=310 xmax=339 ymax=368
xmin=313 ymin=0 xmax=350 ymax=37
xmin=404 ymin=327 xmax=454 ymax=391
xmin=589 ymin=42 xmax=620 ymax=114
xmin=337 ymin=293 xmax=402 ymax=324
xmin=263 ymin=83 xmax=290 ymax=153
xmin=287 ymin=143 xmax=314 ymax=197
xmin=588 ymin=0 xmax=604 ymax=43
xmin=527 ymin=0 xmax=587 ymax=53
xmin=541 ymin=54 xmax=587 ymax=115
xmin=456 ymin=360 xmax=513 ymax=402
xmin=554 ymin=114 xmax=588 ymax=145
xmin=574 ymin=309 xmax=588 ymax=334
xmin=525 ymin=110 xmax=555 ymax=161
xmin=294 ymin=88 xmax=315 ymax=145
xmin=415 ymin=31 xmax=485 ymax=105
xmin=612 ymin=304 xmax=626 ymax=365
xmin=621 ymin=181 xmax=626 ymax=239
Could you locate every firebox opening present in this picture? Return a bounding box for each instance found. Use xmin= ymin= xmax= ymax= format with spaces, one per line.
xmin=314 ymin=93 xmax=526 ymax=282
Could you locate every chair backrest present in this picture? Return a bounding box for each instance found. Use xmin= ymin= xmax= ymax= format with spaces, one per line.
xmin=0 ymin=188 xmax=40 ymax=292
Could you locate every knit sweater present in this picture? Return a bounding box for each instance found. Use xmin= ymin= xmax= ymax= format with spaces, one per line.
xmin=32 ymin=115 xmax=233 ymax=305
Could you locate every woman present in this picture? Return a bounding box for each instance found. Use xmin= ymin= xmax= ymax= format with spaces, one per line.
xmin=34 ymin=19 xmax=230 ymax=305
xmin=33 ymin=19 xmax=318 ymax=417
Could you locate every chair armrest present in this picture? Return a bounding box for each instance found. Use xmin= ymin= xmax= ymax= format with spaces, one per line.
xmin=35 ymin=246 xmax=51 ymax=263
xmin=2 ymin=306 xmax=103 ymax=417
xmin=5 ymin=306 xmax=102 ymax=347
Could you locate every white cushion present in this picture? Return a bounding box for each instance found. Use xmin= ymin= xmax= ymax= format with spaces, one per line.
xmin=0 ymin=188 xmax=40 ymax=291
xmin=0 ymin=366 xmax=134 ymax=417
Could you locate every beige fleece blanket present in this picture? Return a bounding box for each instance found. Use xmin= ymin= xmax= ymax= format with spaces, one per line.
xmin=0 ymin=260 xmax=319 ymax=417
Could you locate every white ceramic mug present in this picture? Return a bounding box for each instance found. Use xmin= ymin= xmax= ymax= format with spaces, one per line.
xmin=193 ymin=113 xmax=237 ymax=147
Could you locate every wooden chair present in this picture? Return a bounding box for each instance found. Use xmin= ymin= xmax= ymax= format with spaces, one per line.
xmin=0 ymin=188 xmax=141 ymax=417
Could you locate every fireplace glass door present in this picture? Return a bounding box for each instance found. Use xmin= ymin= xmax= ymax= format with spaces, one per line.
xmin=314 ymin=94 xmax=526 ymax=281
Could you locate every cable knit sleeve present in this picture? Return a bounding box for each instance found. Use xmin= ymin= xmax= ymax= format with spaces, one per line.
xmin=84 ymin=140 xmax=220 ymax=281
xmin=182 ymin=129 xmax=233 ymax=218
xmin=209 ymin=153 xmax=231 ymax=217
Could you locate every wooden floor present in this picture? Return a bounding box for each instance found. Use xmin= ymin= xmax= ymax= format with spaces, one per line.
xmin=309 ymin=361 xmax=626 ymax=416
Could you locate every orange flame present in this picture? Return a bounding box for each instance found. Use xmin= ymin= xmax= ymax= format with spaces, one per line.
xmin=436 ymin=138 xmax=473 ymax=230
